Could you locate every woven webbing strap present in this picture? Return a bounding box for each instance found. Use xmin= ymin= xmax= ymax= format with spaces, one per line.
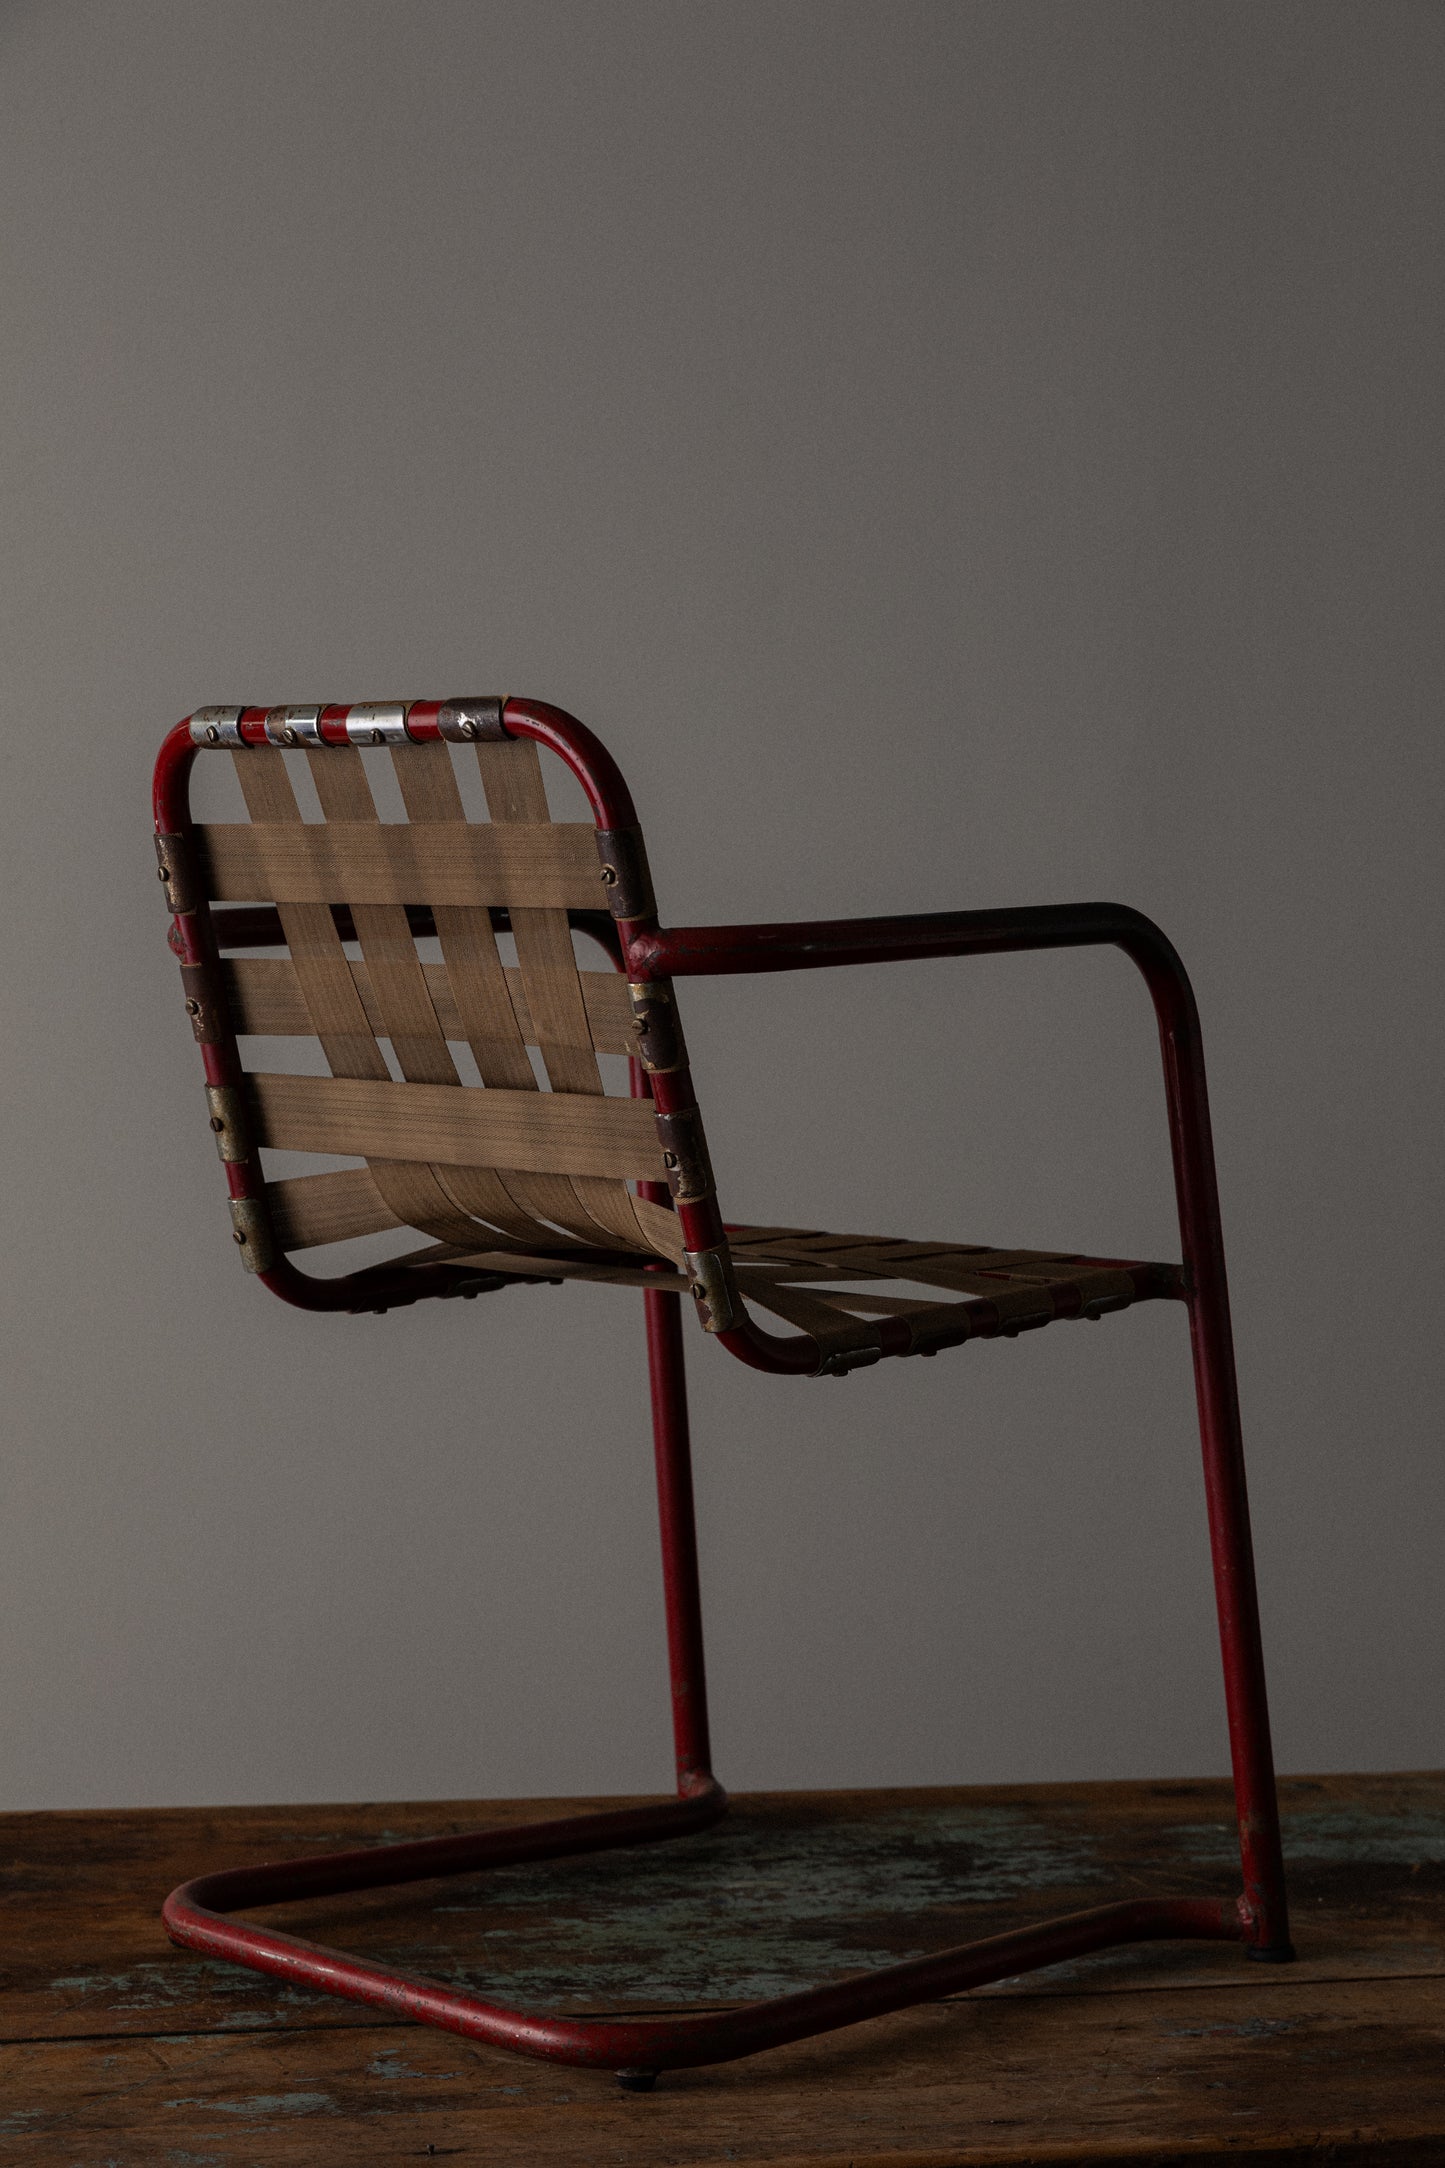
xmin=726 ymin=1230 xmax=1153 ymax=1364
xmin=225 ymin=741 xmax=683 ymax=1265
xmin=335 ymin=1210 xmax=1171 ymax=1374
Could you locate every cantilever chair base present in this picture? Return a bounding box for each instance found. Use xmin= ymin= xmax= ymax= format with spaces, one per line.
xmin=160 ymin=1798 xmax=1273 ymax=2090
xmin=162 ymin=1282 xmax=1288 ymax=2089
xmin=154 ymin=697 xmax=1293 ymax=2085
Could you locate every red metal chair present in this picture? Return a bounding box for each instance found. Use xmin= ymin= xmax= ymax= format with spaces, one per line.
xmin=153 ymin=696 xmax=1292 ymax=2088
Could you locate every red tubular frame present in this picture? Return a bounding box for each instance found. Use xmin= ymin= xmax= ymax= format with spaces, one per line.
xmin=158 ymin=698 xmax=1291 ymax=2089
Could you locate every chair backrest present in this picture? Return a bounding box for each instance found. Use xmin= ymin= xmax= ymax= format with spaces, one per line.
xmin=158 ymin=701 xmax=700 ymax=1297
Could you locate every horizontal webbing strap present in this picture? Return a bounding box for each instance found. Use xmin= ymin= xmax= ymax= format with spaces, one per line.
xmin=223 ymin=956 xmax=634 ymax=1055
xmin=249 ymin=1071 xmax=668 ymax=1181
xmin=198 ymin=822 xmax=602 ymax=910
xmin=423 ymin=1246 xmax=692 ymax=1292
xmin=266 ymin=1167 xmax=403 ymax=1251
xmin=731 ymin=1268 xmax=887 ymax=1359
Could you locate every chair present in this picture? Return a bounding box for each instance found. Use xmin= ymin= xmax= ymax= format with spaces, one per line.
xmin=153 ymin=694 xmax=1292 ymax=2088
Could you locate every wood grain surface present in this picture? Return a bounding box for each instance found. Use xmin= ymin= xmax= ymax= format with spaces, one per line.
xmin=3 ymin=1772 xmax=1443 ymax=2163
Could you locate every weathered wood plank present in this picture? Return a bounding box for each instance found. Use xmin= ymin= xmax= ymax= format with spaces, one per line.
xmin=3 ymin=1974 xmax=1444 ymax=2165
xmin=3 ymin=1774 xmax=1443 ymax=2045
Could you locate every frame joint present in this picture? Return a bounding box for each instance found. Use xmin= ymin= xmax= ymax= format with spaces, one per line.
xmin=438 ymin=697 xmax=509 ymax=743
xmin=627 ymin=980 xmax=686 ymax=1073
xmin=596 ymin=829 xmax=656 ymax=923
xmin=205 ymin=1084 xmax=253 ymax=1164
xmin=155 ymin=831 xmax=200 ymax=916
xmin=228 ymin=1194 xmax=277 ymax=1274
xmin=684 ymin=1244 xmax=740 ymax=1333
xmin=179 ymin=963 xmax=224 ymax=1044
xmin=652 ymin=1107 xmax=715 ymax=1203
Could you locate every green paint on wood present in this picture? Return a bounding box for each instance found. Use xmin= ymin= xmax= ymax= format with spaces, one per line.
xmin=425 ymin=1803 xmax=1105 ymax=2006
xmin=163 ymin=2092 xmax=337 ymax=2118
xmin=1176 ymin=1805 xmax=1445 ymax=1868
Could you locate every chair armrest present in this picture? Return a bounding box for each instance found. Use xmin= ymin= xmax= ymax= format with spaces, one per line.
xmin=629 ymin=901 xmax=1182 ymax=988
xmin=632 ymin=903 xmax=1234 ymax=1365
xmin=629 ymin=901 xmax=1201 ymax=1107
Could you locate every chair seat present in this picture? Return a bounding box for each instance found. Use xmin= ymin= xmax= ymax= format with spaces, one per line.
xmin=417 ymin=1222 xmax=1182 ymax=1370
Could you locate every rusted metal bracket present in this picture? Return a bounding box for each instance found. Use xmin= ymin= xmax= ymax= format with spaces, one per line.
xmin=227 ymin=1195 xmax=276 ymax=1274
xmin=653 ymin=1108 xmax=714 ymax=1203
xmin=683 ymin=1244 xmax=740 ymax=1334
xmin=816 ymin=1342 xmax=885 ymax=1378
xmin=627 ymin=981 xmax=686 ymax=1073
xmin=439 ymin=1270 xmax=515 ymax=1298
xmin=596 ymin=829 xmax=656 ymax=922
xmin=179 ymin=963 xmax=223 ymax=1044
xmin=438 ymin=697 xmax=509 ymax=743
xmin=155 ymin=831 xmax=200 ymax=915
xmin=204 ymin=1084 xmax=252 ymax=1164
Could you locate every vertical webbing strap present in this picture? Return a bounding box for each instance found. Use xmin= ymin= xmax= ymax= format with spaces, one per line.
xmin=471 ymin=738 xmax=682 ymax=1260
xmin=232 ymin=748 xmax=510 ymax=1250
xmin=387 ymin=740 xmax=607 ymax=1246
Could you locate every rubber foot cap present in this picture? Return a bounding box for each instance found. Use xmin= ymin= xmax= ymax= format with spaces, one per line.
xmin=616 ymin=2068 xmax=660 ymax=2092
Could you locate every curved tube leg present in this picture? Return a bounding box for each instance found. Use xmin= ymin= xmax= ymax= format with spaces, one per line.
xmin=1154 ymin=969 xmax=1292 ymax=1960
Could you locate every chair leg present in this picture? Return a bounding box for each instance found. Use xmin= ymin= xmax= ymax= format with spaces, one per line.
xmin=1185 ymin=1267 xmax=1293 ymax=1958
xmin=1155 ymin=973 xmax=1293 ymax=1961
xmin=644 ymin=1283 xmax=717 ymax=1798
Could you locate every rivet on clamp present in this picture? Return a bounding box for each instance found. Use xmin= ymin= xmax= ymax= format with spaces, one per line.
xmin=683 ymin=1245 xmax=740 ymax=1334
xmin=155 ymin=831 xmax=200 ymax=915
xmin=438 ymin=697 xmax=509 ymax=743
xmin=179 ymin=963 xmax=222 ymax=1044
xmin=627 ymin=981 xmax=686 ymax=1074
xmin=652 ymin=1108 xmax=715 ymax=1203
xmin=228 ymin=1196 xmax=277 ymax=1274
xmin=345 ymin=702 xmax=409 ymax=747
xmin=204 ymin=1084 xmax=252 ymax=1164
xmin=596 ymin=829 xmax=656 ymax=922
xmin=188 ymin=707 xmax=245 ymax=748
xmin=265 ymin=705 xmax=324 ymax=748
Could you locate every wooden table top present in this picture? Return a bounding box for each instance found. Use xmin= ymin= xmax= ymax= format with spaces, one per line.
xmin=3 ymin=1771 xmax=1443 ymax=2164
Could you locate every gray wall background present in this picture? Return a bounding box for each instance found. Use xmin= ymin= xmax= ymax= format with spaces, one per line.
xmin=1 ymin=0 xmax=1440 ymax=1812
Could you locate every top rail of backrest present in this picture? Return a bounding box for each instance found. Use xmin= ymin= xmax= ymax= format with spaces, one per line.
xmin=154 ymin=697 xmax=653 ymax=921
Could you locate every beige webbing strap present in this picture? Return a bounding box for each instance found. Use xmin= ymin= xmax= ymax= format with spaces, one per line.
xmin=223 ymin=957 xmax=632 ymax=1052
xmin=389 ymin=739 xmax=641 ymax=1252
xmin=249 ymin=1071 xmax=665 ymax=1179
xmin=726 ymin=1224 xmax=1144 ymax=1346
xmin=263 ymin=1165 xmax=680 ymax=1270
xmin=473 ymin=737 xmax=682 ymax=1263
xmin=232 ymin=749 xmax=504 ymax=1251
xmin=265 ymin=1167 xmax=403 ymax=1251
xmin=410 ymin=1245 xmax=692 ymax=1294
xmin=730 ymin=1268 xmax=887 ymax=1361
xmin=198 ymin=821 xmax=599 ymax=908
xmin=230 ymin=753 xmax=387 ymax=1080
xmin=299 ymin=744 xmax=504 ymax=1249
xmin=802 ymin=1286 xmax=981 ymax=1351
